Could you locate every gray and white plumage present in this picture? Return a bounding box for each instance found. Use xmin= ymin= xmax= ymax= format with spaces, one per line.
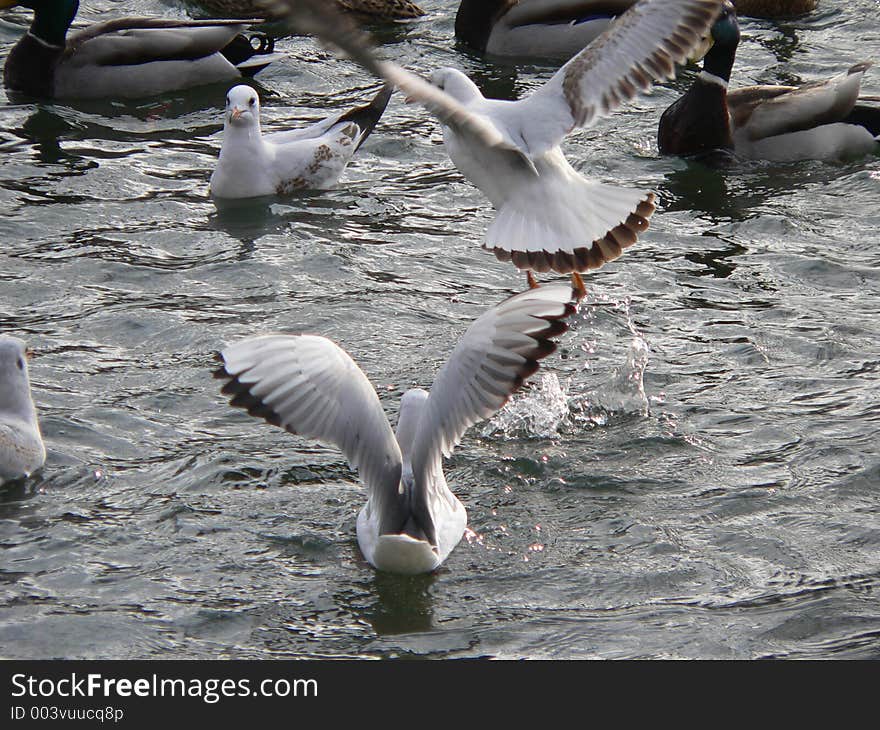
xmin=727 ymin=64 xmax=879 ymax=161
xmin=0 ymin=337 xmax=45 ymax=485
xmin=260 ymin=0 xmax=723 ymax=275
xmin=214 ymin=284 xmax=581 ymax=574
xmin=2 ymin=0 xmax=280 ymax=100
xmin=455 ymin=0 xmax=635 ymax=62
xmin=210 ymin=84 xmax=392 ymax=199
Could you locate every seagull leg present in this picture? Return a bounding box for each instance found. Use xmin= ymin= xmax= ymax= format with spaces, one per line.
xmin=526 ymin=271 xmax=540 ymax=289
xmin=571 ymin=272 xmax=586 ymax=301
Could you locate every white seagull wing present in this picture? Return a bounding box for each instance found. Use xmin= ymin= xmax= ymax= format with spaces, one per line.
xmin=407 ymin=285 xmax=581 ymax=530
xmin=257 ymin=0 xmax=533 ymax=161
xmin=215 ymin=334 xmax=406 ymax=530
xmin=514 ymin=0 xmax=723 ymax=156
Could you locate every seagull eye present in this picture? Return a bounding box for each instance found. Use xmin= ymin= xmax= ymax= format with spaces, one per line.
xmin=249 ymin=98 xmax=256 ymax=106
xmin=16 ymin=358 xmax=23 ymax=371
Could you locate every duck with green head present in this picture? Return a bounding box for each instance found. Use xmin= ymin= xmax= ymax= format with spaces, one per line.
xmin=0 ymin=0 xmax=280 ymax=100
xmin=658 ymin=1 xmax=879 ymax=161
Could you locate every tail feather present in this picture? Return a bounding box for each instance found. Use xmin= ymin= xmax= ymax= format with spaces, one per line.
xmin=336 ymin=85 xmax=393 ymax=151
xmin=485 ymin=180 xmax=656 ymax=274
xmin=842 ymin=101 xmax=880 ymax=138
xmin=221 ymin=32 xmax=279 ymax=76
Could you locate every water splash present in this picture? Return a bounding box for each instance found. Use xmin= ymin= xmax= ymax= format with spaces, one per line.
xmin=485 ymin=335 xmax=651 ymax=439
xmin=573 ymin=336 xmax=651 ymax=425
xmin=483 ymin=372 xmax=571 ymax=439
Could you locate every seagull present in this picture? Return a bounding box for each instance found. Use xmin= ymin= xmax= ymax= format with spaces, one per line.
xmin=0 ymin=337 xmax=46 ymax=485
xmin=259 ymin=0 xmax=723 ymax=285
xmin=1 ymin=0 xmax=281 ymax=100
xmin=214 ymin=283 xmax=583 ymax=574
xmin=210 ymin=83 xmax=392 ymax=198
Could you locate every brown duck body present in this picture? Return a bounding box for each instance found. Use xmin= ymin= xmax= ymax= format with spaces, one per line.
xmin=191 ymin=0 xmax=424 ymax=20
xmin=733 ymin=0 xmax=816 ymax=19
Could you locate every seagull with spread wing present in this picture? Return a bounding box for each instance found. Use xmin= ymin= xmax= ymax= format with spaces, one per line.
xmin=214 ymin=283 xmax=582 ymax=574
xmin=259 ymin=0 xmax=722 ymax=286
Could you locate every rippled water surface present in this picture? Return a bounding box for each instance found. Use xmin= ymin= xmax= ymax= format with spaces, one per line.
xmin=1 ymin=0 xmax=878 ymax=659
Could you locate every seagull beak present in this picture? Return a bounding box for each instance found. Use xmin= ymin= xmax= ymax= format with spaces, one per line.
xmin=230 ymin=106 xmax=244 ymax=121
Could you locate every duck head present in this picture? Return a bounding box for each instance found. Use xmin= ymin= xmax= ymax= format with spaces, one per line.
xmin=704 ymin=1 xmax=741 ymax=83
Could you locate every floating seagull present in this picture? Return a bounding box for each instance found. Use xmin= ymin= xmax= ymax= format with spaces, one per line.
xmin=188 ymin=0 xmax=425 ymax=20
xmin=210 ymin=83 xmax=392 ymax=198
xmin=260 ymin=0 xmax=723 ymax=284
xmin=214 ymin=283 xmax=583 ymax=574
xmin=0 ymin=337 xmax=45 ymax=486
xmin=658 ymin=2 xmax=880 ymax=161
xmin=1 ymin=0 xmax=280 ymax=100
xmin=455 ymin=0 xmax=635 ymax=62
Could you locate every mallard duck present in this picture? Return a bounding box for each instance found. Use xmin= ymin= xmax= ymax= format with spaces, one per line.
xmin=455 ymin=0 xmax=637 ymax=61
xmin=214 ymin=284 xmax=582 ymax=574
xmin=0 ymin=337 xmax=45 ymax=486
xmin=658 ymin=2 xmax=880 ymax=161
xmin=187 ymin=0 xmax=424 ymax=20
xmin=733 ymin=0 xmax=816 ymax=19
xmin=1 ymin=0 xmax=280 ymax=100
xmin=210 ymin=83 xmax=392 ymax=198
xmin=259 ymin=0 xmax=722 ymax=286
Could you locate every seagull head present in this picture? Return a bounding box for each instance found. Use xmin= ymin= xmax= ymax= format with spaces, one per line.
xmin=428 ymin=68 xmax=483 ymax=104
xmin=396 ymin=388 xmax=429 ymax=456
xmin=0 ymin=336 xmax=34 ymax=416
xmin=224 ymin=85 xmax=261 ymax=128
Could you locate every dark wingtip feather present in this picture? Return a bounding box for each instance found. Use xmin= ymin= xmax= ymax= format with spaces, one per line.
xmin=337 ymin=84 xmax=394 ymax=151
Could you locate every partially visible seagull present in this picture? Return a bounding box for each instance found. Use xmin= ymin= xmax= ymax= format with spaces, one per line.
xmin=0 ymin=337 xmax=46 ymax=485
xmin=258 ymin=0 xmax=723 ymax=285
xmin=214 ymin=283 xmax=583 ymax=574
xmin=210 ymin=84 xmax=392 ymax=199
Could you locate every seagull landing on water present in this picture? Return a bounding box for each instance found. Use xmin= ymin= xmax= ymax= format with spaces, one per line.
xmin=258 ymin=0 xmax=723 ymax=287
xmin=210 ymin=84 xmax=392 ymax=199
xmin=0 ymin=337 xmax=45 ymax=486
xmin=214 ymin=283 xmax=583 ymax=574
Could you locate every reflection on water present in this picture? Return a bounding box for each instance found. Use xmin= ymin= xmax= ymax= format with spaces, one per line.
xmin=364 ymin=572 xmax=436 ymax=636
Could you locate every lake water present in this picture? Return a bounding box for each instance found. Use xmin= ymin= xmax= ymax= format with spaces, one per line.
xmin=0 ymin=0 xmax=878 ymax=659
